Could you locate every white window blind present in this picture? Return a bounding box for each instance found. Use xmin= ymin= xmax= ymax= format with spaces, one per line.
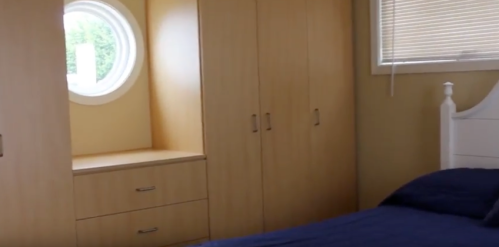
xmin=381 ymin=0 xmax=499 ymax=64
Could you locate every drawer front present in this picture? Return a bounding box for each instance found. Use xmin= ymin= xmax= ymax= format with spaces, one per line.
xmin=74 ymin=160 xmax=207 ymax=219
xmin=77 ymin=200 xmax=209 ymax=247
xmin=163 ymin=238 xmax=208 ymax=247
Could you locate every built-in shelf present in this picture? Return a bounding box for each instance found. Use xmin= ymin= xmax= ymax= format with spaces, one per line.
xmin=72 ymin=149 xmax=206 ymax=175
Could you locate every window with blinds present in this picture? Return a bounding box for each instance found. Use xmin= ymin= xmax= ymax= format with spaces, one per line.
xmin=372 ymin=0 xmax=499 ymax=74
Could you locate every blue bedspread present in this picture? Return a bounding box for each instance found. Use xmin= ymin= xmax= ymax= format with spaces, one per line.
xmin=196 ymin=206 xmax=499 ymax=247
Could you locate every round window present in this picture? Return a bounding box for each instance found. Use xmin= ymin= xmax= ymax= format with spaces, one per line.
xmin=64 ymin=0 xmax=144 ymax=105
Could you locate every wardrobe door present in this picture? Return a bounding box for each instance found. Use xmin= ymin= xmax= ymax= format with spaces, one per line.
xmin=0 ymin=1 xmax=77 ymax=246
xmin=307 ymin=0 xmax=357 ymax=221
xmin=258 ymin=0 xmax=313 ymax=232
xmin=200 ymin=0 xmax=264 ymax=240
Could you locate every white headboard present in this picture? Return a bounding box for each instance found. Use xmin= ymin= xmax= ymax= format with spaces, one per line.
xmin=441 ymin=81 xmax=499 ymax=169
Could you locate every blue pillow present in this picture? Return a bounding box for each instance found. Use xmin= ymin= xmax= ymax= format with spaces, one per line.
xmin=380 ymin=168 xmax=499 ymax=219
xmin=484 ymin=199 xmax=499 ymax=227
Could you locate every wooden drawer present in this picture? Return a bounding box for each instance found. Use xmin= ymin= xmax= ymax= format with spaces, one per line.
xmin=74 ymin=160 xmax=207 ymax=219
xmin=164 ymin=238 xmax=208 ymax=247
xmin=77 ymin=200 xmax=209 ymax=247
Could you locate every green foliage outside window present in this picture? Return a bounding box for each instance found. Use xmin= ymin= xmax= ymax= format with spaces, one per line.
xmin=65 ymin=15 xmax=117 ymax=81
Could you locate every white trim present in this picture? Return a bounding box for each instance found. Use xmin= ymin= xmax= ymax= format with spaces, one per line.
xmin=453 ymin=80 xmax=499 ymax=119
xmin=370 ymin=0 xmax=499 ymax=75
xmin=64 ymin=0 xmax=144 ymax=105
xmin=453 ymin=155 xmax=499 ymax=170
xmin=370 ymin=0 xmax=382 ymax=76
xmin=373 ymin=60 xmax=499 ymax=75
xmin=440 ymin=82 xmax=455 ymax=170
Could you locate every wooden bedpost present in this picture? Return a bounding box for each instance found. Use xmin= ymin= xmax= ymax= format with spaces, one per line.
xmin=441 ymin=82 xmax=456 ymax=170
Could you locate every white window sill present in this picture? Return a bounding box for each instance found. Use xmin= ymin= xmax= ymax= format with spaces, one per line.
xmin=371 ymin=60 xmax=499 ymax=75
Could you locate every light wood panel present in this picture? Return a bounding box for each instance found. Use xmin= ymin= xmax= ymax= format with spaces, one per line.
xmin=258 ymin=0 xmax=313 ymax=232
xmin=73 ymin=149 xmax=205 ymax=175
xmin=147 ymin=0 xmax=204 ymax=153
xmin=77 ymin=200 xmax=209 ymax=247
xmin=199 ymin=0 xmax=264 ymax=239
xmin=0 ymin=1 xmax=77 ymax=246
xmin=163 ymin=238 xmax=208 ymax=247
xmin=307 ymin=0 xmax=357 ymax=221
xmin=74 ymin=160 xmax=207 ymax=219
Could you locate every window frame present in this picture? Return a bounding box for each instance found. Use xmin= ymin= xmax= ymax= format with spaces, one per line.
xmin=370 ymin=0 xmax=499 ymax=75
xmin=64 ymin=0 xmax=144 ymax=105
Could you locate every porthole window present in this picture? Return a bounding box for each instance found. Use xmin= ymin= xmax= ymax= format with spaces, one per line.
xmin=64 ymin=0 xmax=144 ymax=105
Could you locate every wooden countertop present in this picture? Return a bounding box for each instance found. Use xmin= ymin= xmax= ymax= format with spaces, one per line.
xmin=72 ymin=149 xmax=206 ymax=175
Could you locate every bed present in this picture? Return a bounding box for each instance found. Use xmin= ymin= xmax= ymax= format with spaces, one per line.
xmin=198 ymin=206 xmax=499 ymax=247
xmin=194 ymin=82 xmax=499 ymax=247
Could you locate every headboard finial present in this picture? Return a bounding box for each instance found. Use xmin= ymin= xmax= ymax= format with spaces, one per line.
xmin=444 ymin=82 xmax=454 ymax=98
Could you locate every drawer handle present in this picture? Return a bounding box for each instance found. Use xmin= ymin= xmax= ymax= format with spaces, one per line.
xmin=266 ymin=113 xmax=272 ymax=131
xmin=138 ymin=227 xmax=159 ymax=234
xmin=252 ymin=114 xmax=259 ymax=133
xmin=0 ymin=134 xmax=3 ymax=157
xmin=135 ymin=186 xmax=156 ymax=192
xmin=314 ymin=108 xmax=321 ymax=126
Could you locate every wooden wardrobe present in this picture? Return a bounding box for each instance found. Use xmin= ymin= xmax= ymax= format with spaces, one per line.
xmin=0 ymin=0 xmax=354 ymax=245
xmin=201 ymin=0 xmax=356 ymax=240
xmin=0 ymin=0 xmax=77 ymax=246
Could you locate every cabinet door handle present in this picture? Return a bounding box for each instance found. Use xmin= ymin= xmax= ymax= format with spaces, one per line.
xmin=252 ymin=114 xmax=259 ymax=133
xmin=138 ymin=227 xmax=159 ymax=234
xmin=266 ymin=113 xmax=272 ymax=131
xmin=136 ymin=186 xmax=156 ymax=192
xmin=0 ymin=134 xmax=3 ymax=157
xmin=314 ymin=109 xmax=321 ymax=126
